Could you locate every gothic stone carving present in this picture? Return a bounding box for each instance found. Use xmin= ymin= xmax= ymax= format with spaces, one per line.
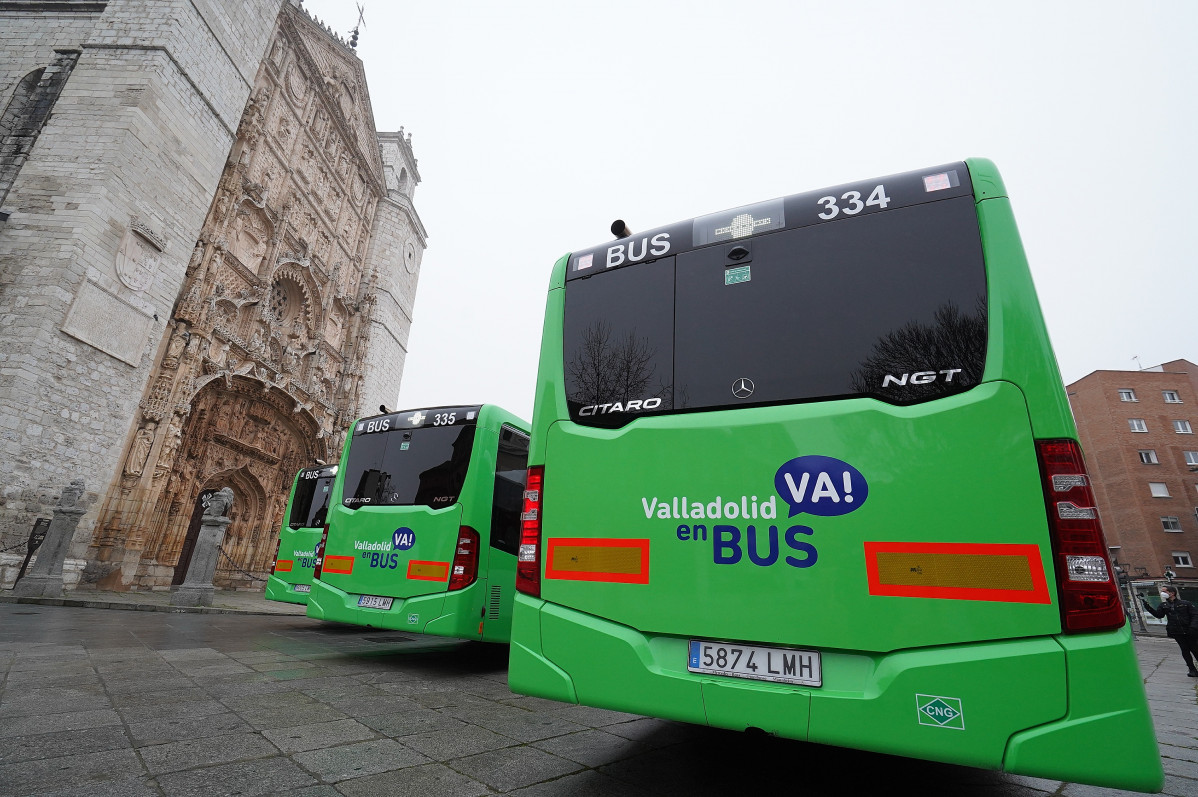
xmin=91 ymin=3 xmax=391 ymax=590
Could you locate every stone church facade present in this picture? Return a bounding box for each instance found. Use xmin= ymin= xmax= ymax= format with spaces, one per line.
xmin=0 ymin=0 xmax=425 ymax=591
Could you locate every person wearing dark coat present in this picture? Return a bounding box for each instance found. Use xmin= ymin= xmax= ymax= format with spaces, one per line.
xmin=1143 ymin=584 xmax=1198 ymax=676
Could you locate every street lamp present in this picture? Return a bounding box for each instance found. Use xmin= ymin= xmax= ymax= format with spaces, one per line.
xmin=1113 ymin=557 xmax=1147 ymax=632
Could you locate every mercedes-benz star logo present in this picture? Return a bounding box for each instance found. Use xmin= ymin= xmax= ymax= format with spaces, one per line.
xmin=732 ymin=378 xmax=755 ymax=399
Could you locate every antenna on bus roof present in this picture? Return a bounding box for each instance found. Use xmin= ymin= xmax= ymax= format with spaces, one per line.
xmin=611 ymin=220 xmax=632 ymax=240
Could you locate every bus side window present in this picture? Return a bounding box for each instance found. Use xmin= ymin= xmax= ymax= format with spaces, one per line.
xmin=491 ymin=425 xmax=529 ymax=555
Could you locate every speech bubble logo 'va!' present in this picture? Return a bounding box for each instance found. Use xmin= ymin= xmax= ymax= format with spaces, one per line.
xmin=774 ymin=456 xmax=869 ymax=518
xmin=393 ymin=527 xmax=416 ymax=550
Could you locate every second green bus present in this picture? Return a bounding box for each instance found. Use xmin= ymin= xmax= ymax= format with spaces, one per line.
xmin=307 ymin=404 xmax=529 ymax=642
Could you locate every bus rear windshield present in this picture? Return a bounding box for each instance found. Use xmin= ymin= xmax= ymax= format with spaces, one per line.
xmin=289 ymin=472 xmax=335 ymax=528
xmin=343 ymin=424 xmax=477 ymax=509
xmin=564 ymin=194 xmax=987 ymax=426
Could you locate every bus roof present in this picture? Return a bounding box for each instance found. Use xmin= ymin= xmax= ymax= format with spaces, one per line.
xmin=565 ymin=162 xmax=973 ymax=282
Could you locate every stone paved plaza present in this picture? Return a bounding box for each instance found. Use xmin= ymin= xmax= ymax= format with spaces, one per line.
xmin=1 ymin=601 xmax=1195 ymax=796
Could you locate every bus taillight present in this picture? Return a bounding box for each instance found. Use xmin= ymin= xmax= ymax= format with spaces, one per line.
xmin=270 ymin=538 xmax=282 ymax=575
xmin=1036 ymin=439 xmax=1125 ymax=633
xmin=516 ymin=466 xmax=544 ymax=597
xmin=449 ymin=526 xmax=480 ymax=590
xmin=313 ymin=524 xmax=329 ymax=580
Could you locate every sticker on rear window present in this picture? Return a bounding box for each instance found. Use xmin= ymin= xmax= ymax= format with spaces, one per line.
xmin=725 ymin=266 xmax=751 ymax=286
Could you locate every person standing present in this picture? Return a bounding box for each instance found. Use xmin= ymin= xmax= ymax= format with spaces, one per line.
xmin=1143 ymin=584 xmax=1198 ymax=676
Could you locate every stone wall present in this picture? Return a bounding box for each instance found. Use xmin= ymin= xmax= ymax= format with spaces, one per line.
xmin=0 ymin=0 xmax=284 ymax=557
xmin=0 ymin=3 xmax=101 ymax=103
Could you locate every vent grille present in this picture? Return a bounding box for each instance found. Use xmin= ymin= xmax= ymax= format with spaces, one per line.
xmin=488 ymin=585 xmax=502 ymax=620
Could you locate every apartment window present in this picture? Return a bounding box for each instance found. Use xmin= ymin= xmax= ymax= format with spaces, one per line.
xmin=1174 ymin=420 xmax=1193 ymax=434
xmin=1119 ymin=389 xmax=1138 ymax=402
xmin=1173 ymin=551 xmax=1193 ymax=568
xmin=1129 ymin=418 xmax=1148 ymax=433
xmin=1185 ymin=451 xmax=1198 ymax=467
xmin=1150 ymin=482 xmax=1171 ymax=498
xmin=1164 ymin=390 xmax=1183 ymax=404
xmin=1139 ymin=449 xmax=1159 ymax=464
xmin=1163 ymin=516 xmax=1182 ymax=531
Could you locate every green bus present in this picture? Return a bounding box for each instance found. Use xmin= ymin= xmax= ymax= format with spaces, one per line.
xmin=307 ymin=404 xmax=529 ymax=642
xmin=509 ymin=160 xmax=1163 ymax=792
xmin=265 ymin=463 xmax=337 ymax=605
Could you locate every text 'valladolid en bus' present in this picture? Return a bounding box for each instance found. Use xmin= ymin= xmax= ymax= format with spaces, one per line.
xmin=508 ymin=159 xmax=1162 ymax=792
xmin=308 ymin=405 xmax=529 ymax=642
xmin=265 ymin=464 xmax=337 ymax=605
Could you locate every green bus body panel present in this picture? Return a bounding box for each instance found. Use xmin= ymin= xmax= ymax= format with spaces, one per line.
xmin=307 ymin=404 xmax=527 ymax=643
xmin=527 ymin=256 xmax=569 ymax=467
xmin=540 ymin=381 xmax=1059 ymax=652
xmin=308 ymin=576 xmax=449 ymax=633
xmin=1004 ymin=625 xmax=1164 ymax=792
xmin=510 ymin=160 xmax=1162 ymax=791
xmin=508 ymin=595 xmax=578 ymax=703
xmin=968 ymin=159 xmax=1074 ymax=441
xmin=263 ymin=525 xmax=321 ymax=605
xmin=318 ymin=501 xmax=465 ymax=601
xmin=512 ymin=598 xmax=1065 ymax=755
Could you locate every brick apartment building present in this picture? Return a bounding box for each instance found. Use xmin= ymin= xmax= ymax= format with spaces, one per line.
xmin=1067 ymin=359 xmax=1198 ymax=610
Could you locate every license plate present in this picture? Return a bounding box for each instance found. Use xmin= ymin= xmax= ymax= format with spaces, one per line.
xmin=356 ymin=595 xmax=393 ymax=610
xmin=688 ymin=640 xmax=821 ymax=687
xmin=292 ymin=584 xmax=310 ymax=594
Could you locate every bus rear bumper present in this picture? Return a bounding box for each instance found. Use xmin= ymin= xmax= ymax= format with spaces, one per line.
xmin=510 ymin=597 xmax=1162 ymax=792
xmin=264 ymin=575 xmax=309 ymax=605
xmin=306 ymin=578 xmax=453 ymax=635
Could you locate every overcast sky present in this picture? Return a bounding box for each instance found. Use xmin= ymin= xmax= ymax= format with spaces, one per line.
xmin=300 ymin=0 xmax=1196 ymax=422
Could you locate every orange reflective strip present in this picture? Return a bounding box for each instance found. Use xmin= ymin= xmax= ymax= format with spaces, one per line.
xmin=864 ymin=541 xmax=1050 ymax=603
xmin=322 ymin=555 xmax=355 ymax=575
xmin=274 ymin=560 xmax=294 ymax=572
xmin=407 ymin=560 xmax=450 ymax=582
xmin=545 ymin=538 xmax=650 ymax=584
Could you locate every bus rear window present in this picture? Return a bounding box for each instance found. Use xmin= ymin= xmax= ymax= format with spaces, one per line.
xmin=289 ymin=472 xmax=335 ymax=528
xmin=343 ymin=424 xmax=477 ymax=509
xmin=564 ymin=195 xmax=987 ymax=425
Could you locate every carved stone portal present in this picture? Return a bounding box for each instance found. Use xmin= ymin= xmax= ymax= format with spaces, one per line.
xmin=88 ymin=3 xmax=391 ymax=591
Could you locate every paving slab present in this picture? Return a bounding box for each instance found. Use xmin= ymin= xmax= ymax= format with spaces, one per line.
xmin=262 ymin=718 xmax=378 ymax=753
xmin=0 ymin=725 xmax=131 ymax=765
xmin=450 ymin=745 xmax=583 ymax=792
xmin=0 ymin=748 xmax=144 ymax=797
xmin=290 ymin=737 xmax=429 ymax=781
xmin=137 ymin=731 xmax=280 ymax=775
xmin=334 ymin=762 xmax=492 ymax=797
xmin=152 ymin=756 xmax=317 ymax=797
